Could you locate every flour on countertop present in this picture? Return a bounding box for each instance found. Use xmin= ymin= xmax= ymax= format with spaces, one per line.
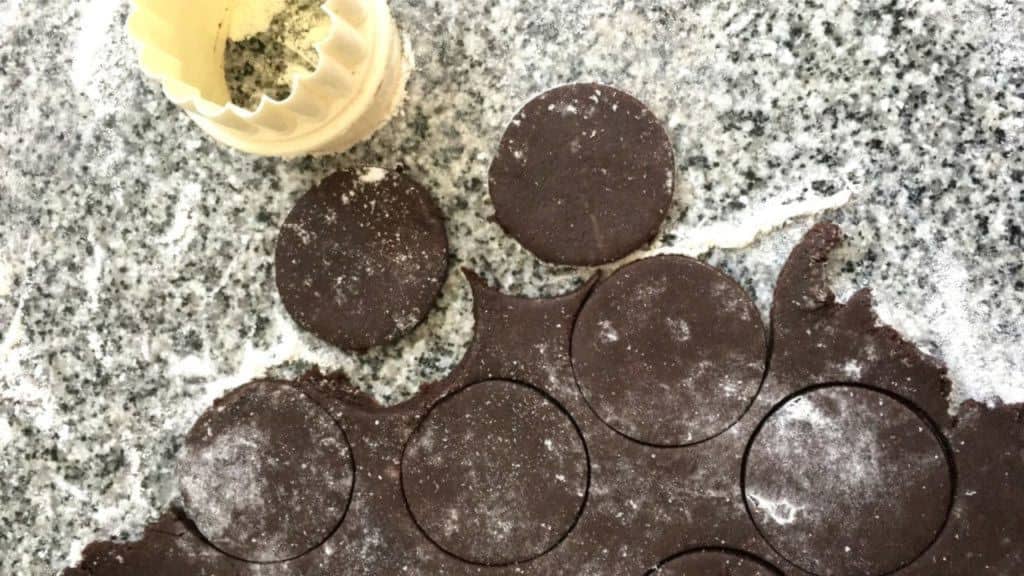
xmin=158 ymin=182 xmax=202 ymax=255
xmin=0 ymin=254 xmax=13 ymax=298
xmin=656 ymin=178 xmax=856 ymax=258
xmin=70 ymin=0 xmax=122 ymax=106
xmin=869 ymin=251 xmax=1024 ymax=407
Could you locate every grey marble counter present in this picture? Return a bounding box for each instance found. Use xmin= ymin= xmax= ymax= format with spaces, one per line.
xmin=1 ymin=0 xmax=1022 ymax=573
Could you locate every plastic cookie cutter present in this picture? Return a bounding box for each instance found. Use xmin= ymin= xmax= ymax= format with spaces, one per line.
xmin=126 ymin=0 xmax=410 ymax=157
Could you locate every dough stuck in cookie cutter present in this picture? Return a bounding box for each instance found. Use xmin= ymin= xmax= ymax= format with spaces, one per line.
xmin=126 ymin=0 xmax=410 ymax=157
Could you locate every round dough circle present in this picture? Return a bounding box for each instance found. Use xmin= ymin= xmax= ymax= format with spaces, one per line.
xmin=402 ymin=380 xmax=589 ymax=565
xmin=655 ymin=549 xmax=781 ymax=575
xmin=743 ymin=386 xmax=952 ymax=576
xmin=178 ymin=380 xmax=354 ymax=563
xmin=488 ymin=83 xmax=675 ymax=265
xmin=572 ymin=255 xmax=766 ymax=446
xmin=275 ymin=168 xmax=448 ymax=351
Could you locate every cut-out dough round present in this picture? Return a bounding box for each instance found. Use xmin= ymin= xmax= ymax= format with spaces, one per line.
xmin=275 ymin=168 xmax=448 ymax=351
xmin=654 ymin=549 xmax=781 ymax=575
xmin=743 ymin=385 xmax=952 ymax=576
xmin=572 ymin=255 xmax=766 ymax=446
xmin=178 ymin=380 xmax=353 ymax=563
xmin=402 ymin=380 xmax=588 ymax=565
xmin=488 ymin=83 xmax=675 ymax=265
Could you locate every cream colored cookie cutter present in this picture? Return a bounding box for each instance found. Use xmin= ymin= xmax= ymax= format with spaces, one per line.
xmin=126 ymin=0 xmax=410 ymax=157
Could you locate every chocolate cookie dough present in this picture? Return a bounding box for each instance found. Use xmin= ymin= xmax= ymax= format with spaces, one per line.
xmin=743 ymin=385 xmax=952 ymax=576
xmin=651 ymin=549 xmax=781 ymax=575
xmin=177 ymin=380 xmax=354 ymax=563
xmin=65 ymin=219 xmax=1024 ymax=576
xmin=901 ymin=400 xmax=1024 ymax=574
xmin=572 ymin=255 xmax=766 ymax=446
xmin=275 ymin=168 xmax=448 ymax=351
xmin=489 ymin=83 xmax=675 ymax=265
xmin=402 ymin=379 xmax=588 ymax=566
xmin=66 ymin=511 xmax=245 ymax=576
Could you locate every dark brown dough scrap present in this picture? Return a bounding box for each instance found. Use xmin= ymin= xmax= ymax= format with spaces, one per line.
xmin=68 ymin=511 xmax=247 ymax=575
xmin=572 ymin=255 xmax=766 ymax=446
xmin=275 ymin=168 xmax=448 ymax=351
xmin=488 ymin=83 xmax=675 ymax=265
xmin=651 ymin=549 xmax=782 ymax=575
xmin=402 ymin=379 xmax=589 ymax=566
xmin=900 ymin=400 xmax=1024 ymax=575
xmin=764 ymin=223 xmax=954 ymax=424
xmin=754 ymin=222 xmax=1022 ymax=575
xmin=64 ymin=223 xmax=1024 ymax=576
xmin=743 ymin=385 xmax=952 ymax=576
xmin=178 ymin=380 xmax=354 ymax=563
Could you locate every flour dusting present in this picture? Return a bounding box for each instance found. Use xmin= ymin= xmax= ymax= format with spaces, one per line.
xmin=871 ymin=252 xmax=1024 ymax=406
xmin=0 ymin=255 xmax=12 ymax=298
xmin=179 ymin=423 xmax=270 ymax=545
xmin=177 ymin=382 xmax=352 ymax=561
xmin=158 ymin=183 xmax=202 ymax=257
xmin=745 ymin=386 xmax=952 ymax=573
xmin=359 ymin=167 xmax=389 ymax=184
xmin=69 ymin=0 xmax=120 ymax=102
xmin=655 ymin=177 xmax=856 ymax=258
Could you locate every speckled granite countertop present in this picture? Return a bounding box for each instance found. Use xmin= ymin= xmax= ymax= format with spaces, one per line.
xmin=1 ymin=0 xmax=1022 ymax=573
